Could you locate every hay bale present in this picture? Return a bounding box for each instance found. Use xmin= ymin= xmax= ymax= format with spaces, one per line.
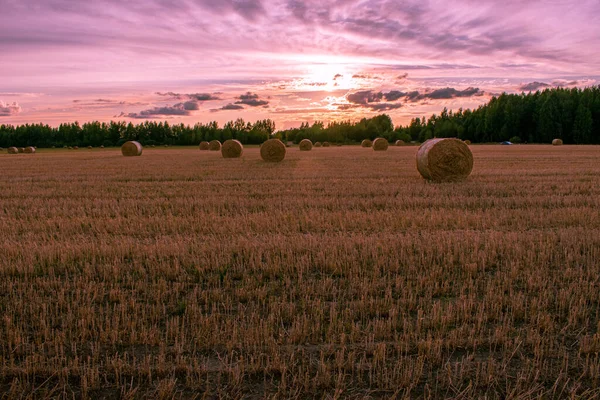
xmin=314 ymin=142 xmax=322 ymax=147
xmin=121 ymin=140 xmax=143 ymax=156
xmin=18 ymin=147 xmax=24 ymax=153
xmin=209 ymin=140 xmax=221 ymax=151
xmin=373 ymin=138 xmax=389 ymax=151
xmin=8 ymin=147 xmax=18 ymax=154
xmin=552 ymin=138 xmax=563 ymax=146
xmin=100 ymin=145 xmax=105 ymax=148
xmin=395 ymin=140 xmax=405 ymax=146
xmin=260 ymin=139 xmax=286 ymax=162
xmin=221 ymin=139 xmax=244 ymax=158
xmin=299 ymin=139 xmax=313 ymax=151
xmin=199 ymin=141 xmax=210 ymax=150
xmin=73 ymin=146 xmax=79 ymax=150
xmin=68 ymin=146 xmax=73 ymax=150
xmin=416 ymin=138 xmax=473 ymax=182
xmin=361 ymin=139 xmax=372 ymax=148
xmin=87 ymin=146 xmax=93 ymax=149
xmin=322 ymin=142 xmax=330 ymax=147
xmin=464 ymin=140 xmax=471 ymax=145
xmin=24 ymin=146 xmax=36 ymax=154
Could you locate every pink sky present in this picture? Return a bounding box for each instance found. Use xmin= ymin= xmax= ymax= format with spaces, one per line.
xmin=1 ymin=0 xmax=599 ymax=129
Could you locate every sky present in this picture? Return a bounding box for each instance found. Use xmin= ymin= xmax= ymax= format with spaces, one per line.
xmin=1 ymin=0 xmax=599 ymax=129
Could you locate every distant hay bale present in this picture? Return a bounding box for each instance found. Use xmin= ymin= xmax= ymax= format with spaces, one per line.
xmin=100 ymin=145 xmax=105 ymax=148
xmin=221 ymin=139 xmax=244 ymax=158
xmin=552 ymin=138 xmax=563 ymax=146
xmin=18 ymin=147 xmax=24 ymax=153
xmin=361 ymin=139 xmax=372 ymax=148
xmin=68 ymin=146 xmax=73 ymax=150
xmin=199 ymin=141 xmax=210 ymax=150
xmin=260 ymin=139 xmax=286 ymax=162
xmin=416 ymin=138 xmax=473 ymax=182
xmin=314 ymin=142 xmax=322 ymax=147
xmin=73 ymin=146 xmax=79 ymax=150
xmin=322 ymin=142 xmax=330 ymax=147
xmin=24 ymin=146 xmax=36 ymax=154
xmin=464 ymin=140 xmax=471 ymax=145
xmin=87 ymin=146 xmax=92 ymax=149
xmin=164 ymin=144 xmax=169 ymax=147
xmin=299 ymin=139 xmax=313 ymax=151
xmin=395 ymin=140 xmax=405 ymax=146
xmin=373 ymin=138 xmax=389 ymax=151
xmin=336 ymin=143 xmax=343 ymax=147
xmin=209 ymin=140 xmax=222 ymax=151
xmin=121 ymin=140 xmax=143 ymax=156
xmin=8 ymin=147 xmax=18 ymax=154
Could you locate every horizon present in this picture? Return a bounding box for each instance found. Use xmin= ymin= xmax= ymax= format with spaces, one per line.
xmin=1 ymin=0 xmax=599 ymax=129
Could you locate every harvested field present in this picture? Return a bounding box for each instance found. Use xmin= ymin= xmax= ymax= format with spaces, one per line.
xmin=0 ymin=145 xmax=599 ymax=398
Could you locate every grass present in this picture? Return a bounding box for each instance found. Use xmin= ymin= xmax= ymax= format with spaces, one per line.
xmin=1 ymin=145 xmax=600 ymax=399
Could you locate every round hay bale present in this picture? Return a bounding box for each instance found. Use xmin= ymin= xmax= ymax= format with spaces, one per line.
xmin=373 ymin=138 xmax=389 ymax=151
xmin=322 ymin=142 xmax=330 ymax=147
xmin=68 ymin=146 xmax=73 ymax=150
xmin=18 ymin=147 xmax=24 ymax=153
xmin=464 ymin=140 xmax=471 ymax=145
xmin=8 ymin=147 xmax=18 ymax=154
xmin=208 ymin=140 xmax=222 ymax=151
xmin=73 ymin=146 xmax=79 ymax=150
xmin=24 ymin=146 xmax=36 ymax=154
xmin=552 ymin=138 xmax=563 ymax=146
xmin=361 ymin=139 xmax=372 ymax=148
xmin=100 ymin=145 xmax=105 ymax=148
xmin=63 ymin=145 xmax=68 ymax=148
xmin=221 ymin=139 xmax=244 ymax=158
xmin=164 ymin=144 xmax=169 ymax=147
xmin=121 ymin=140 xmax=143 ymax=156
xmin=87 ymin=146 xmax=93 ymax=149
xmin=416 ymin=138 xmax=473 ymax=182
xmin=299 ymin=139 xmax=313 ymax=151
xmin=260 ymin=139 xmax=286 ymax=162
xmin=395 ymin=140 xmax=405 ymax=146
xmin=199 ymin=141 xmax=210 ymax=150
xmin=314 ymin=142 xmax=322 ymax=147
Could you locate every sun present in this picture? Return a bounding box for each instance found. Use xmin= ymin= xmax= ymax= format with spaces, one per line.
xmin=303 ymin=64 xmax=353 ymax=91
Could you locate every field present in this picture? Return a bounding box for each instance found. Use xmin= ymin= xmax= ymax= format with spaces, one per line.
xmin=1 ymin=145 xmax=600 ymax=399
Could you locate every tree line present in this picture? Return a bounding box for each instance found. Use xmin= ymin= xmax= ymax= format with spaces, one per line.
xmin=0 ymin=119 xmax=275 ymax=148
xmin=1 ymin=86 xmax=599 ymax=147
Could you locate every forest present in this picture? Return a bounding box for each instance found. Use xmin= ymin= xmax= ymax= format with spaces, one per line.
xmin=1 ymin=86 xmax=599 ymax=147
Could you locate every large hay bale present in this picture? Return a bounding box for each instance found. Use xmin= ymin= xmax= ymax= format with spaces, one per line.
xmin=416 ymin=138 xmax=473 ymax=182
xmin=209 ymin=140 xmax=221 ymax=151
xmin=373 ymin=138 xmax=389 ymax=151
xmin=361 ymin=139 xmax=372 ymax=148
xmin=221 ymin=139 xmax=244 ymax=158
xmin=18 ymin=147 xmax=24 ymax=153
xmin=322 ymin=141 xmax=330 ymax=147
xmin=314 ymin=142 xmax=322 ymax=147
xmin=395 ymin=140 xmax=405 ymax=146
xmin=8 ymin=147 xmax=18 ymax=154
xmin=199 ymin=141 xmax=210 ymax=150
xmin=260 ymin=139 xmax=286 ymax=162
xmin=299 ymin=139 xmax=313 ymax=151
xmin=552 ymin=138 xmax=563 ymax=146
xmin=24 ymin=146 xmax=36 ymax=154
xmin=121 ymin=140 xmax=143 ymax=156
xmin=464 ymin=140 xmax=471 ymax=145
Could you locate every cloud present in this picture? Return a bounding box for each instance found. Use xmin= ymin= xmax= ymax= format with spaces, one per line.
xmin=346 ymin=90 xmax=384 ymax=105
xmin=519 ymin=81 xmax=550 ymax=91
xmin=211 ymin=103 xmax=245 ymax=112
xmin=0 ymin=101 xmax=22 ymax=116
xmin=333 ymin=74 xmax=343 ymax=80
xmin=235 ymin=92 xmax=269 ymax=107
xmin=366 ymin=103 xmax=402 ymax=111
xmin=421 ymin=87 xmax=482 ymax=99
xmin=156 ymin=92 xmax=220 ymax=101
xmin=195 ymin=0 xmax=266 ymax=21
xmin=383 ymin=90 xmax=406 ymax=101
xmin=124 ymin=101 xmax=200 ymax=118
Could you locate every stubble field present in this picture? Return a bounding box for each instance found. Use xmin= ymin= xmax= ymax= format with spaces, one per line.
xmin=1 ymin=145 xmax=600 ymax=399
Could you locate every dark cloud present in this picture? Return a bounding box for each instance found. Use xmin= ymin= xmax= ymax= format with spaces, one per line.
xmin=346 ymin=90 xmax=384 ymax=105
xmin=235 ymin=92 xmax=269 ymax=107
xmin=156 ymin=92 xmax=220 ymax=101
xmin=519 ymin=81 xmax=550 ymax=91
xmin=211 ymin=103 xmax=245 ymax=112
xmin=383 ymin=90 xmax=406 ymax=101
xmin=423 ymin=87 xmax=482 ymax=99
xmin=333 ymin=74 xmax=343 ymax=80
xmin=367 ymin=103 xmax=402 ymax=111
xmin=124 ymin=100 xmax=200 ymax=118
xmin=0 ymin=101 xmax=22 ymax=116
